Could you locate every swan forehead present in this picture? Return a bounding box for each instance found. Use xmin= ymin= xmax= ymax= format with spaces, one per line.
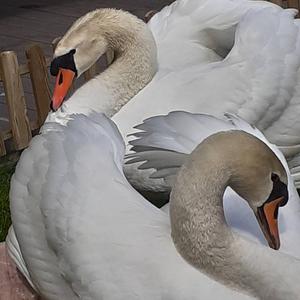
xmin=54 ymin=9 xmax=101 ymax=58
xmin=207 ymin=131 xmax=288 ymax=205
xmin=54 ymin=46 xmax=71 ymax=58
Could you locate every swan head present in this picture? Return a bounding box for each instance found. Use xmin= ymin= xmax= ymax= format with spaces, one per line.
xmin=50 ymin=10 xmax=111 ymax=111
xmin=221 ymin=131 xmax=289 ymax=250
xmin=49 ymin=8 xmax=152 ymax=111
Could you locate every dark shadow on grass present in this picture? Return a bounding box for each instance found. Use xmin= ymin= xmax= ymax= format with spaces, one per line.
xmin=0 ymin=154 xmax=18 ymax=242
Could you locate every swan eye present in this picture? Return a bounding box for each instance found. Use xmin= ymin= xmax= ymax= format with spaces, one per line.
xmin=271 ymin=173 xmax=279 ymax=182
xmin=59 ymin=72 xmax=63 ymax=85
xmin=268 ymin=173 xmax=288 ymax=207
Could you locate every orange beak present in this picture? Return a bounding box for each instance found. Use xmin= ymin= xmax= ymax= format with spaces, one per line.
xmin=51 ymin=68 xmax=75 ymax=111
xmin=256 ymin=196 xmax=284 ymax=250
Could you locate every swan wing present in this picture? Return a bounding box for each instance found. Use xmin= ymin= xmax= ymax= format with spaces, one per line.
xmin=127 ymin=111 xmax=271 ymax=182
xmin=147 ymin=0 xmax=277 ymax=71
xmin=5 ymin=226 xmax=35 ymax=289
xmin=117 ymin=6 xmax=300 ymax=146
xmin=117 ymin=6 xmax=300 ymax=190
xmin=128 ymin=111 xmax=300 ymax=258
xmin=9 ymin=112 xmax=125 ymax=299
xmin=9 ymin=126 xmax=78 ymax=299
xmin=10 ymin=112 xmax=255 ymax=300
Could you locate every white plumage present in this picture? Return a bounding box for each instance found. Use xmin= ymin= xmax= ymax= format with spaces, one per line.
xmin=46 ymin=1 xmax=300 ymax=190
xmin=5 ymin=2 xmax=300 ymax=299
xmin=111 ymin=2 xmax=300 ymax=190
xmin=7 ymin=112 xmax=300 ymax=299
xmin=6 ymin=113 xmax=257 ymax=300
xmin=127 ymin=111 xmax=300 ymax=259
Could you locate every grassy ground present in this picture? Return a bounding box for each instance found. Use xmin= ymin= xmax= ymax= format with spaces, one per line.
xmin=0 ymin=156 xmax=17 ymax=242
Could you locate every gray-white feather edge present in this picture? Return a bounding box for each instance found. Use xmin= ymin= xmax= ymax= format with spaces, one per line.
xmin=126 ymin=111 xmax=288 ymax=187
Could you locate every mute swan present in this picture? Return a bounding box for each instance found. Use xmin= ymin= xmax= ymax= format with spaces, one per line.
xmin=6 ymin=110 xmax=300 ymax=300
xmin=127 ymin=111 xmax=300 ymax=259
xmin=48 ymin=0 xmax=300 ymax=191
xmin=2 ymin=4 xmax=299 ymax=299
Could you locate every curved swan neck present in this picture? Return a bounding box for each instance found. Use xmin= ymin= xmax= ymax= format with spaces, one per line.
xmin=170 ymin=144 xmax=235 ymax=276
xmin=170 ymin=131 xmax=300 ymax=299
xmin=63 ymin=9 xmax=157 ymax=116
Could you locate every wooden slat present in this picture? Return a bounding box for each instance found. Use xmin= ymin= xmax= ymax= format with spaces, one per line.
xmin=287 ymin=0 xmax=300 ymax=8
xmin=0 ymin=132 xmax=6 ymax=156
xmin=270 ymin=0 xmax=284 ymax=6
xmin=0 ymin=57 xmax=51 ymax=81
xmin=2 ymin=120 xmax=39 ymax=141
xmin=26 ymin=45 xmax=51 ymax=126
xmin=0 ymin=51 xmax=32 ymax=150
xmin=0 ymin=60 xmax=29 ymax=81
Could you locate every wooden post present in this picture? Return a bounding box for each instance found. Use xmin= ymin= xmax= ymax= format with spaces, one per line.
xmin=287 ymin=0 xmax=299 ymax=15
xmin=26 ymin=45 xmax=51 ymax=126
xmin=287 ymin=0 xmax=299 ymax=8
xmin=0 ymin=51 xmax=31 ymax=150
xmin=0 ymin=132 xmax=6 ymax=156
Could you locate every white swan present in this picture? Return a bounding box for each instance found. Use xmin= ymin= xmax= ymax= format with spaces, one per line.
xmin=127 ymin=111 xmax=300 ymax=259
xmin=46 ymin=0 xmax=300 ymax=191
xmin=6 ymin=110 xmax=300 ymax=299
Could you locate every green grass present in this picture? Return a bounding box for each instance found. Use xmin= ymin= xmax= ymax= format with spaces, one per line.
xmin=0 ymin=159 xmax=16 ymax=242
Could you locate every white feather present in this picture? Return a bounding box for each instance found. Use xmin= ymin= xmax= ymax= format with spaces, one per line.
xmin=8 ymin=112 xmax=259 ymax=300
xmin=127 ymin=111 xmax=300 ymax=259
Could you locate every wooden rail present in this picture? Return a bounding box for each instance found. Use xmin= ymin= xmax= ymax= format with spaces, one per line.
xmin=0 ymin=45 xmax=51 ymax=156
xmin=272 ymin=0 xmax=300 ymax=14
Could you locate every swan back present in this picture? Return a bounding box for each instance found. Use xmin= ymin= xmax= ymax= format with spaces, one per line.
xmin=113 ymin=4 xmax=300 ymax=185
xmin=147 ymin=0 xmax=278 ymax=70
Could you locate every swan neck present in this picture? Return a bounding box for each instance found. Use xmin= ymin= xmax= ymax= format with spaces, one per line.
xmin=170 ymin=136 xmax=300 ymax=299
xmin=170 ymin=151 xmax=233 ymax=273
xmin=64 ymin=12 xmax=157 ymax=117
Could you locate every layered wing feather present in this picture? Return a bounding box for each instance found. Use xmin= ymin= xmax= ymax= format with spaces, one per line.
xmin=8 ymin=111 xmax=256 ymax=300
xmin=113 ymin=5 xmax=300 ymax=190
xmin=127 ymin=111 xmax=280 ymax=184
xmin=127 ymin=111 xmax=300 ymax=258
xmin=8 ymin=112 xmax=125 ymax=300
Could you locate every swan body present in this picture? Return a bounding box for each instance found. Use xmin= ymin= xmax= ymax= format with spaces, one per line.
xmin=6 ymin=112 xmax=253 ymax=300
xmin=6 ymin=111 xmax=300 ymax=300
xmin=5 ymin=6 xmax=300 ymax=299
xmin=46 ymin=1 xmax=300 ymax=190
xmin=113 ymin=1 xmax=300 ymax=190
xmin=127 ymin=112 xmax=300 ymax=259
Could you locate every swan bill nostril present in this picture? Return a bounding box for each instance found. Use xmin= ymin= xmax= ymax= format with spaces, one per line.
xmin=256 ymin=197 xmax=284 ymax=250
xmin=59 ymin=72 xmax=63 ymax=85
